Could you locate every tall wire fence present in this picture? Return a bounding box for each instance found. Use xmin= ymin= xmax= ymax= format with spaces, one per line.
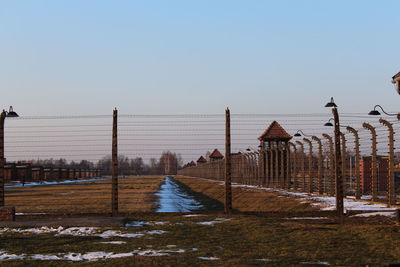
xmin=2 ymin=111 xmax=400 ymax=214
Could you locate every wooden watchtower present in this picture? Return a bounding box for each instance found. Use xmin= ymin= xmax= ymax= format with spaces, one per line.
xmin=258 ymin=121 xmax=292 ymax=187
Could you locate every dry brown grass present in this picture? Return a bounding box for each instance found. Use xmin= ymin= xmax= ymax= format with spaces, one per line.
xmin=174 ymin=175 xmax=316 ymax=212
xmin=5 ymin=176 xmax=164 ymax=214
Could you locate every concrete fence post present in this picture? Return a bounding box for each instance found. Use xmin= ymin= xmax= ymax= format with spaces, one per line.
xmin=295 ymin=141 xmax=305 ymax=192
xmin=303 ymin=138 xmax=313 ymax=193
xmin=363 ymin=122 xmax=378 ymax=202
xmin=288 ymin=142 xmax=297 ymax=190
xmin=340 ymin=132 xmax=347 ymax=195
xmin=346 ymin=126 xmax=361 ymax=199
xmin=312 ymin=136 xmax=323 ymax=194
xmin=285 ymin=142 xmax=291 ymax=189
xmin=323 ymin=134 xmax=335 ymax=196
xmin=379 ymin=118 xmax=396 ymax=206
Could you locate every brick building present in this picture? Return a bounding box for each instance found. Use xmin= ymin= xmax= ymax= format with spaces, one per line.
xmin=359 ymin=156 xmax=389 ymax=193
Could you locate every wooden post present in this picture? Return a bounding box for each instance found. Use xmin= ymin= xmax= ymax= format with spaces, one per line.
xmin=363 ymin=122 xmax=378 ymax=202
xmin=225 ymin=108 xmax=232 ymax=214
xmin=0 ymin=111 xmax=5 ymax=206
xmin=312 ymin=136 xmax=323 ymax=194
xmin=379 ymin=118 xmax=396 ymax=206
xmin=303 ymin=138 xmax=313 ymax=193
xmin=112 ymin=108 xmax=118 ymax=216
xmin=295 ymin=141 xmax=305 ymax=192
xmin=323 ymin=134 xmax=335 ymax=196
xmin=346 ymin=126 xmax=361 ymax=199
xmin=333 ymin=107 xmax=344 ymax=217
xmin=289 ymin=142 xmax=297 ymax=190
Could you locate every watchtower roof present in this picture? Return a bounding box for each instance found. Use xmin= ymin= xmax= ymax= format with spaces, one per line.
xmin=393 ymin=72 xmax=400 ymax=81
xmin=258 ymin=121 xmax=292 ymax=141
xmin=197 ymin=156 xmax=207 ymax=163
xmin=209 ymin=149 xmax=224 ymax=159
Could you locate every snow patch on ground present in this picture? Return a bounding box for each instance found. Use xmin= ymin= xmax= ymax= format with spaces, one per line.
xmin=99 ymin=230 xmax=168 ymax=239
xmin=125 ymin=221 xmax=169 ymax=227
xmin=230 ymin=183 xmax=396 ymax=212
xmin=0 ymin=226 xmax=99 ymax=236
xmin=350 ymin=211 xmax=396 ymax=218
xmin=287 ymin=217 xmax=329 ymax=220
xmin=256 ymin=258 xmax=273 ymax=262
xmin=300 ymin=261 xmax=330 ymax=265
xmin=198 ymin=256 xmax=219 ymax=260
xmin=15 ymin=212 xmax=48 ymax=216
xmin=0 ymin=250 xmax=25 ymax=260
xmin=183 ymin=214 xmax=207 ymax=217
xmin=58 ymin=227 xmax=99 ymax=236
xmin=5 ymin=177 xmax=111 ymax=189
xmin=196 ymin=218 xmax=232 ymax=226
xmin=0 ymin=226 xmax=168 ymax=239
xmin=98 ymin=241 xmax=126 ymax=245
xmin=0 ymin=248 xmax=185 ymax=261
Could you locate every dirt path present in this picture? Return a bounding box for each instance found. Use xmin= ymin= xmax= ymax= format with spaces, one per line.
xmin=174 ymin=175 xmax=316 ymax=212
xmin=5 ymin=176 xmax=164 ymax=214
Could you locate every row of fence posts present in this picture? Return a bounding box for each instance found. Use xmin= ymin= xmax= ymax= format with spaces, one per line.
xmin=179 ymin=110 xmax=398 ymax=216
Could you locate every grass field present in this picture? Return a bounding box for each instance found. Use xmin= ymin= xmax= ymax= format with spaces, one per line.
xmin=0 ymin=213 xmax=399 ymax=266
xmin=174 ymin=175 xmax=316 ymax=212
xmin=2 ymin=175 xmax=400 ymax=266
xmin=5 ymin=176 xmax=165 ymax=214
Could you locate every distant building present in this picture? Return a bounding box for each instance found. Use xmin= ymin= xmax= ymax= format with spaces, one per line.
xmin=392 ymin=72 xmax=400 ymax=94
xmin=209 ymin=149 xmax=224 ymax=161
xmin=189 ymin=161 xmax=196 ymax=167
xmin=196 ymin=156 xmax=207 ymax=165
xmin=359 ymin=156 xmax=389 ymax=193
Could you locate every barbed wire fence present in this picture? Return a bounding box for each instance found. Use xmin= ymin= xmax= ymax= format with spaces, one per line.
xmin=178 ymin=111 xmax=400 ymax=211
xmin=2 ymin=109 xmax=400 ymax=215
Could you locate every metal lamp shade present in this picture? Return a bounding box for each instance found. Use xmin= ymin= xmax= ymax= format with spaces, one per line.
xmin=6 ymin=106 xmax=18 ymax=117
xmin=368 ymin=110 xmax=381 ymax=116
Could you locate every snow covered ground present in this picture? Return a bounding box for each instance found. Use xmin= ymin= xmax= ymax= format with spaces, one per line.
xmin=185 ymin=176 xmax=397 ymax=217
xmin=229 ymin=182 xmax=397 ymax=213
xmin=0 ymin=226 xmax=168 ymax=239
xmin=196 ymin=218 xmax=232 ymax=226
xmin=0 ymin=248 xmax=186 ymax=261
xmin=5 ymin=177 xmax=111 ymax=188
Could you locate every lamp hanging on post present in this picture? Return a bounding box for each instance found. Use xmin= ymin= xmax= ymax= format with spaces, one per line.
xmin=324 ymin=97 xmax=344 ymax=218
xmin=324 ymin=118 xmax=334 ymax=127
xmin=368 ymin=105 xmax=400 ymax=120
xmin=294 ymin=130 xmax=312 ymax=137
xmin=1 ymin=106 xmax=19 ymax=207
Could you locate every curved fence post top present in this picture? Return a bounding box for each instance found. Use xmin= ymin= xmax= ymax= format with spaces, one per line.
xmin=346 ymin=126 xmax=357 ymax=134
xmin=322 ymin=133 xmax=333 ymax=141
xmin=362 ymin=122 xmax=376 ymax=133
xmin=311 ymin=135 xmax=322 ymax=144
xmin=379 ymin=118 xmax=394 ymax=131
xmin=303 ymin=138 xmax=312 ymax=145
xmin=295 ymin=140 xmax=304 ymax=148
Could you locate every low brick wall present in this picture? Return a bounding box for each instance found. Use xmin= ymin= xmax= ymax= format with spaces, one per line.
xmin=0 ymin=206 xmax=15 ymax=221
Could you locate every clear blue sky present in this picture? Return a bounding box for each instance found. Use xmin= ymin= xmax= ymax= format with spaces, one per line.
xmin=1 ymin=0 xmax=399 ymax=116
